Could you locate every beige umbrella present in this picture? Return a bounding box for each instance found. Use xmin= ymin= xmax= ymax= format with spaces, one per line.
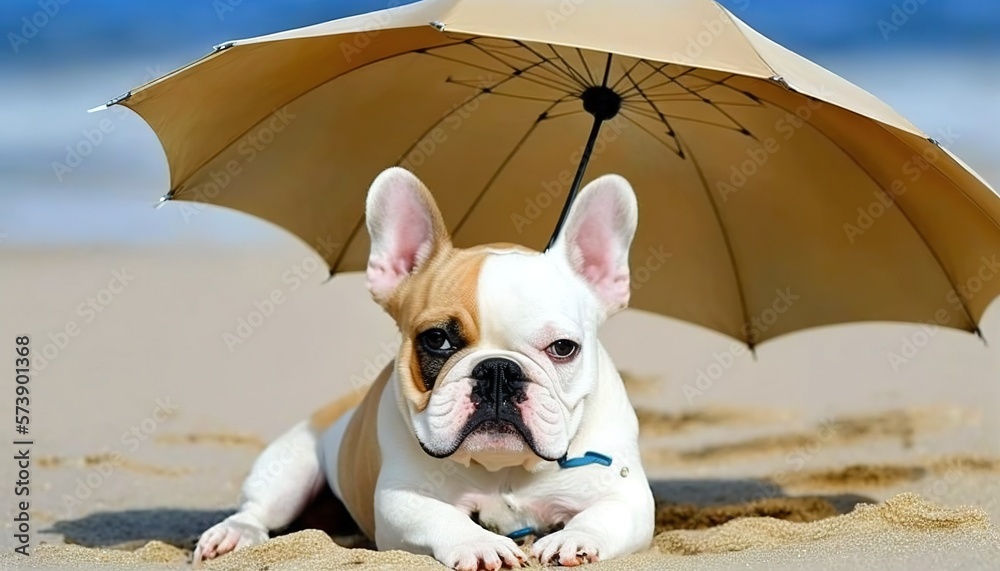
xmin=96 ymin=0 xmax=1000 ymax=347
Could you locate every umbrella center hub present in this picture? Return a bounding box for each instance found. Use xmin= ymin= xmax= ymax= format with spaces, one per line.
xmin=580 ymin=86 xmax=622 ymax=122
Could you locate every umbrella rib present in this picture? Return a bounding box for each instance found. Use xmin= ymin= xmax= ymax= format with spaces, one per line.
xmin=465 ymin=41 xmax=583 ymax=93
xmin=641 ymin=62 xmax=754 ymax=137
xmin=167 ymin=40 xmax=471 ymax=202
xmin=682 ymin=73 xmax=768 ymax=107
xmin=619 ymin=70 xmax=682 ymax=153
xmin=475 ymin=41 xmax=590 ymax=89
xmin=393 ymin=76 xmax=516 ymax=168
xmin=447 ymin=79 xmax=579 ymax=102
xmin=540 ymin=108 xmax=588 ymax=120
xmin=510 ymin=40 xmax=590 ymax=89
xmin=880 ymin=126 xmax=1000 ymax=236
xmin=450 ymin=99 xmax=567 ymax=238
xmin=618 ymin=111 xmax=683 ymax=157
xmin=752 ymin=94 xmax=983 ymax=333
xmin=537 ymin=43 xmax=592 ymax=88
xmin=609 ymin=57 xmax=648 ymax=92
xmin=619 ymin=65 xmax=696 ymax=98
xmin=575 ymin=47 xmax=596 ymax=84
xmin=621 ymin=101 xmax=757 ymax=135
xmin=676 ymin=132 xmax=756 ymax=347
xmin=421 ymin=51 xmax=574 ymax=95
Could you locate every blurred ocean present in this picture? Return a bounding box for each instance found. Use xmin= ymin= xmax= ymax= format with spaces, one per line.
xmin=1 ymin=0 xmax=997 ymax=247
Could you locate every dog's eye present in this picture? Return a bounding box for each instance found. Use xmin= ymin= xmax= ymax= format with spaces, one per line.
xmin=546 ymin=339 xmax=579 ymax=360
xmin=420 ymin=328 xmax=454 ymax=353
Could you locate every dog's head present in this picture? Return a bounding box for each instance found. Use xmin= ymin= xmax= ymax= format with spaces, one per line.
xmin=365 ymin=168 xmax=637 ymax=468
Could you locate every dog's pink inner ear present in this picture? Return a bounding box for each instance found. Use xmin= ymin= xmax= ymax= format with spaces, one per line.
xmin=366 ymin=169 xmax=444 ymax=301
xmin=575 ymin=205 xmax=627 ymax=299
xmin=556 ymin=175 xmax=637 ymax=314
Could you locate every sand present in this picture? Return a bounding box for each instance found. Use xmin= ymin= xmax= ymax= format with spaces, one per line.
xmin=1 ymin=246 xmax=999 ymax=570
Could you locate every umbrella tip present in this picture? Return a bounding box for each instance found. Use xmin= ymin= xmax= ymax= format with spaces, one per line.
xmin=769 ymin=75 xmax=791 ymax=90
xmin=91 ymin=91 xmax=132 ymax=113
xmin=429 ymin=21 xmax=446 ymax=32
xmin=154 ymin=191 xmax=175 ymax=209
xmin=213 ymin=41 xmax=236 ymax=52
xmin=973 ymin=327 xmax=988 ymax=347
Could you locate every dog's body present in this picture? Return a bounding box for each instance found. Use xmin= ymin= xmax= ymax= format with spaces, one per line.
xmin=195 ymin=169 xmax=654 ymax=569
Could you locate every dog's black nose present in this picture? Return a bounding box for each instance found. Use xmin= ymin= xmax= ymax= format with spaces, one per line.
xmin=470 ymin=358 xmax=526 ymax=413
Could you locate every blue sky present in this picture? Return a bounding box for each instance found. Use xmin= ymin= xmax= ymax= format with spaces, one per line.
xmin=1 ymin=0 xmax=996 ymax=67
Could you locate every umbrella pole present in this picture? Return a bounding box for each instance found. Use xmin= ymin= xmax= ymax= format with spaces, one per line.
xmin=546 ymin=54 xmax=620 ymax=251
xmin=546 ymin=117 xmax=603 ymax=250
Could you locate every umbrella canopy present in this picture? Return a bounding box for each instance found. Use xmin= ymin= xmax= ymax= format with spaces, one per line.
xmin=100 ymin=0 xmax=1000 ymax=346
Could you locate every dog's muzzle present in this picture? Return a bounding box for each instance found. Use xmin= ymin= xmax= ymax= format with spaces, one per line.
xmin=469 ymin=357 xmax=528 ymax=415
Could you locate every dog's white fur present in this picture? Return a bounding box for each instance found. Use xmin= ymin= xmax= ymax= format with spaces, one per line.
xmin=194 ymin=169 xmax=654 ymax=569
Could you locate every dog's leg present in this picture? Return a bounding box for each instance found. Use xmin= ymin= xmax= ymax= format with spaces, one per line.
xmin=530 ymin=483 xmax=655 ymax=566
xmin=376 ymin=487 xmax=527 ymax=571
xmin=193 ymin=420 xmax=325 ymax=563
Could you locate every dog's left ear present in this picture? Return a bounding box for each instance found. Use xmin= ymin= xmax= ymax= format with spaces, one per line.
xmin=548 ymin=175 xmax=638 ymax=316
xmin=365 ymin=167 xmax=450 ymax=305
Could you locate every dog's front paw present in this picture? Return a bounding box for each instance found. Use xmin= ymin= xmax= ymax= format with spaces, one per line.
xmin=192 ymin=514 xmax=269 ymax=565
xmin=439 ymin=533 xmax=526 ymax=571
xmin=532 ymin=529 xmax=601 ymax=567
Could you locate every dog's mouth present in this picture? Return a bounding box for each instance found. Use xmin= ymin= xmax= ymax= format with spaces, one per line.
xmin=419 ymin=417 xmax=562 ymax=462
xmin=467 ymin=419 xmax=525 ymax=438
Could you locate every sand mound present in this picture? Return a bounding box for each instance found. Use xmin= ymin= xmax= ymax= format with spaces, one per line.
xmin=13 ymin=540 xmax=188 ymax=569
xmin=7 ymin=493 xmax=995 ymax=570
xmin=655 ymin=492 xmax=991 ymax=555
xmin=656 ymin=496 xmax=840 ymax=530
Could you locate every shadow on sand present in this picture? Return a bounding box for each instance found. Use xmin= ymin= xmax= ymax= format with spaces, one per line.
xmin=43 ymin=478 xmax=876 ymax=551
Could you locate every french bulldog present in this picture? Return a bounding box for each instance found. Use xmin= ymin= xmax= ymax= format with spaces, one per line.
xmin=194 ymin=168 xmax=654 ymax=569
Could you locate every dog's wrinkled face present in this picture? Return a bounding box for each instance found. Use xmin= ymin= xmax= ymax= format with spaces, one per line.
xmin=364 ymin=168 xmax=637 ymax=469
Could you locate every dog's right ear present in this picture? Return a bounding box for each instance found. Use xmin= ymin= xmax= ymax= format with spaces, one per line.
xmin=365 ymin=168 xmax=450 ymax=304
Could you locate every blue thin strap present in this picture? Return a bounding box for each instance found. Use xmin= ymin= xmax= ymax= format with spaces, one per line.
xmin=506 ymin=527 xmax=534 ymax=540
xmin=558 ymin=450 xmax=612 ymax=468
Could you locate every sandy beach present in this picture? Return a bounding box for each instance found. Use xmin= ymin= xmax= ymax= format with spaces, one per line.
xmin=1 ymin=243 xmax=998 ymax=569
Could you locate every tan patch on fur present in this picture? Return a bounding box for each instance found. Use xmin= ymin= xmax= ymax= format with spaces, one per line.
xmin=336 ymin=364 xmax=391 ymax=540
xmin=385 ymin=245 xmax=523 ymax=410
xmin=309 ymin=389 xmax=368 ymax=432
